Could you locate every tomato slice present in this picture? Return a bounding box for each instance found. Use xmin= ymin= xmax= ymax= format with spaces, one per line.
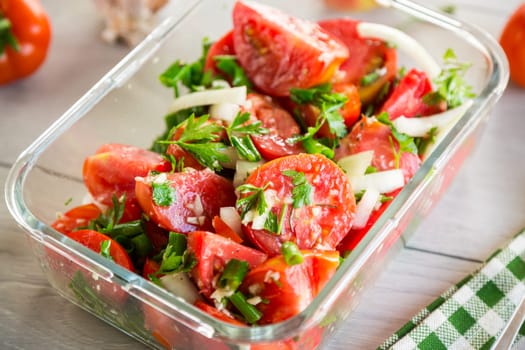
xmin=135 ymin=169 xmax=237 ymax=234
xmin=380 ymin=69 xmax=446 ymax=120
xmin=232 ymin=1 xmax=348 ymax=96
xmin=83 ymin=144 xmax=171 ymax=221
xmin=212 ymin=216 xmax=243 ymax=244
xmin=335 ymin=117 xmax=421 ymax=183
xmin=187 ymin=230 xmax=267 ymax=297
xmin=318 ymin=18 xmax=397 ymax=104
xmin=244 ymin=93 xmax=304 ymax=160
xmin=204 ymin=30 xmax=235 ymax=74
xmin=67 ymin=229 xmax=134 ymax=271
xmin=51 ymin=203 xmax=102 ymax=235
xmin=241 ymin=153 xmax=356 ymax=256
xmin=240 ymin=250 xmax=340 ymax=324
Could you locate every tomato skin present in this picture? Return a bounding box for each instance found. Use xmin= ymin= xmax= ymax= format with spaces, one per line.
xmin=241 ymin=153 xmax=356 ymax=256
xmin=244 ymin=93 xmax=304 ymax=160
xmin=83 ymin=144 xmax=171 ymax=222
xmin=232 ymin=1 xmax=348 ymax=96
xmin=51 ymin=203 xmax=102 ymax=235
xmin=318 ymin=18 xmax=397 ymax=104
xmin=380 ymin=69 xmax=446 ymax=120
xmin=500 ymin=4 xmax=525 ymax=88
xmin=335 ymin=117 xmax=421 ymax=183
xmin=67 ymin=229 xmax=134 ymax=271
xmin=212 ymin=215 xmax=243 ymax=244
xmin=240 ymin=250 xmax=340 ymax=324
xmin=135 ymin=169 xmax=237 ymax=234
xmin=187 ymin=230 xmax=267 ymax=297
xmin=0 ymin=0 xmax=51 ymax=84
xmin=204 ymin=30 xmax=235 ymax=74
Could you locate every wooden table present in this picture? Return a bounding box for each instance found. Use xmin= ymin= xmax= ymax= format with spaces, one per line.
xmin=1 ymin=0 xmax=523 ymax=349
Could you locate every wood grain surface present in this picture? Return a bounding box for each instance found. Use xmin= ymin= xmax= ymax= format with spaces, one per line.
xmin=1 ymin=0 xmax=524 ymax=349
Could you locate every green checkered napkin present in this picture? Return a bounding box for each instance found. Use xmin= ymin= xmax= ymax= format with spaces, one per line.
xmin=378 ymin=228 xmax=525 ymax=350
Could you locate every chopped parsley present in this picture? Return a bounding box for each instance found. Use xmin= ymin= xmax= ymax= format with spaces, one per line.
xmin=423 ymin=48 xmax=475 ymax=108
xmin=225 ymin=112 xmax=268 ymax=162
xmin=157 ymin=232 xmax=197 ymax=274
xmin=236 ymin=184 xmax=269 ymax=219
xmin=376 ymin=112 xmax=418 ymax=168
xmin=214 ymin=55 xmax=253 ymax=88
xmin=163 ymin=114 xmax=230 ymax=171
xmin=152 ymin=181 xmax=176 ymax=206
xmin=282 ymin=170 xmax=313 ymax=208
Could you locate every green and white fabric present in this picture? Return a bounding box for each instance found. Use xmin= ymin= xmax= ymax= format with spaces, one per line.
xmin=379 ymin=229 xmax=525 ymax=350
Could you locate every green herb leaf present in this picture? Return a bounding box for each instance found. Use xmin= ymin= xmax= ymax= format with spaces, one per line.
xmin=236 ymin=184 xmax=269 ymax=219
xmin=214 ymin=55 xmax=253 ymax=88
xmin=226 ymin=112 xmax=268 ymax=162
xmin=152 ymin=181 xmax=177 ymax=206
xmin=282 ymin=170 xmax=313 ymax=208
xmin=165 ymin=114 xmax=231 ymax=171
xmin=290 ymin=83 xmax=348 ymax=139
xmin=376 ymin=112 xmax=418 ymax=167
xmin=159 ymin=39 xmax=212 ymax=97
xmin=423 ymin=48 xmax=475 ymax=108
xmin=158 ymin=232 xmax=197 ymax=274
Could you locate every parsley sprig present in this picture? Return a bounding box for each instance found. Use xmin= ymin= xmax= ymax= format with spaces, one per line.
xmin=225 ymin=112 xmax=268 ymax=162
xmin=164 ymin=114 xmax=230 ymax=171
xmin=236 ymin=184 xmax=270 ymax=219
xmin=156 ymin=232 xmax=197 ymax=275
xmin=282 ymin=170 xmax=313 ymax=208
xmin=289 ymin=84 xmax=348 ymax=158
xmin=214 ymin=55 xmax=253 ymax=88
xmin=152 ymin=181 xmax=176 ymax=206
xmin=423 ymin=48 xmax=475 ymax=108
xmin=376 ymin=112 xmax=418 ymax=168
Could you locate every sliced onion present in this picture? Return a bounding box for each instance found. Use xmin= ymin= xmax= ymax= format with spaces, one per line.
xmin=219 ymin=146 xmax=239 ymax=169
xmin=233 ymin=160 xmax=264 ymax=187
xmin=351 ymin=169 xmax=404 ymax=194
xmin=393 ymin=100 xmax=473 ymax=137
xmin=357 ymin=22 xmax=441 ymax=79
xmin=168 ymin=86 xmax=247 ymax=114
xmin=209 ymin=103 xmax=240 ymax=125
xmin=337 ymin=151 xmax=374 ymax=178
xmin=353 ymin=188 xmax=381 ymax=229
xmin=160 ymin=272 xmax=202 ymax=304
xmin=220 ymin=206 xmax=243 ymax=238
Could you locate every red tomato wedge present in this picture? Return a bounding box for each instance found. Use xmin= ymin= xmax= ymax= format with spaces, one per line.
xmin=318 ymin=18 xmax=397 ymax=104
xmin=135 ymin=169 xmax=237 ymax=234
xmin=380 ymin=68 xmax=446 ymax=120
xmin=51 ymin=203 xmax=102 ymax=235
xmin=67 ymin=229 xmax=134 ymax=271
xmin=244 ymin=93 xmax=304 ymax=160
xmin=232 ymin=1 xmax=348 ymax=96
xmin=212 ymin=216 xmax=243 ymax=244
xmin=83 ymin=144 xmax=171 ymax=221
xmin=187 ymin=230 xmax=267 ymax=297
xmin=335 ymin=117 xmax=421 ymax=183
xmin=240 ymin=153 xmax=356 ymax=256
xmin=240 ymin=250 xmax=340 ymax=324
xmin=204 ymin=30 xmax=235 ymax=74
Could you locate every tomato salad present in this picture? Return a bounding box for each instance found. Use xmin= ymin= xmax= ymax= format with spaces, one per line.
xmin=52 ymin=0 xmax=475 ymax=341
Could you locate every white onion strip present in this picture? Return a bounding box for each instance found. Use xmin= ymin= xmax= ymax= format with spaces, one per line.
xmin=160 ymin=272 xmax=202 ymax=304
xmin=353 ymin=188 xmax=381 ymax=229
xmin=337 ymin=151 xmax=374 ymax=178
xmin=350 ymin=169 xmax=404 ymax=194
xmin=168 ymin=86 xmax=247 ymax=114
xmin=209 ymin=103 xmax=241 ymax=124
xmin=219 ymin=207 xmax=244 ymax=238
xmin=393 ymin=100 xmax=473 ymax=137
xmin=357 ymin=22 xmax=441 ymax=79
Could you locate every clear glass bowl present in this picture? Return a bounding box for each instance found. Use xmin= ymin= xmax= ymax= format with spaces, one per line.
xmin=4 ymin=0 xmax=508 ymax=349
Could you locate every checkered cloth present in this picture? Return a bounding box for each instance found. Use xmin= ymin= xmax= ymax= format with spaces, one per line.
xmin=379 ymin=229 xmax=525 ymax=350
